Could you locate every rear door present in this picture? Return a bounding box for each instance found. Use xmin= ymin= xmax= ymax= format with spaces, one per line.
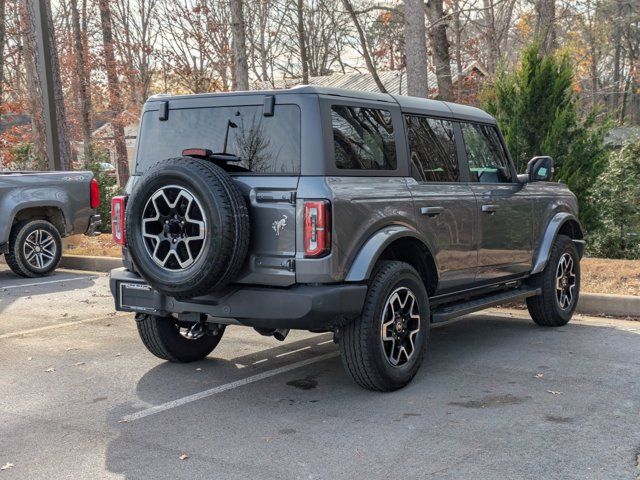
xmin=404 ymin=115 xmax=477 ymax=293
xmin=459 ymin=122 xmax=534 ymax=282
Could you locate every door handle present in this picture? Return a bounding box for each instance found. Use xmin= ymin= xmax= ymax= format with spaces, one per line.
xmin=481 ymin=204 xmax=500 ymax=214
xmin=420 ymin=206 xmax=444 ymax=217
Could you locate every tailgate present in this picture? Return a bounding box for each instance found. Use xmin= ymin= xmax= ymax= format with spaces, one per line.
xmin=232 ymin=176 xmax=299 ymax=286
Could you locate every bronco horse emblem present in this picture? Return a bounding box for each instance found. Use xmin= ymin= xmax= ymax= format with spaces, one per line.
xmin=272 ymin=215 xmax=288 ymax=237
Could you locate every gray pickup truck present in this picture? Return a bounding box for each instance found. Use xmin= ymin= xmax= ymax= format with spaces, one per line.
xmin=0 ymin=171 xmax=101 ymax=277
xmin=109 ymin=87 xmax=585 ymax=391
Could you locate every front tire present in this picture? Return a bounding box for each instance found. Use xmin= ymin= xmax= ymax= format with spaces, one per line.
xmin=527 ymin=234 xmax=580 ymax=327
xmin=136 ymin=314 xmax=225 ymax=362
xmin=5 ymin=220 xmax=62 ymax=278
xmin=340 ymin=261 xmax=430 ymax=391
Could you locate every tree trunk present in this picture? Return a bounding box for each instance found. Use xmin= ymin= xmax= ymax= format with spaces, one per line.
xmin=404 ymin=0 xmax=429 ymax=97
xmin=611 ymin=0 xmax=622 ymax=112
xmin=535 ymin=0 xmax=556 ymax=55
xmin=98 ymin=0 xmax=130 ymax=186
xmin=19 ymin=1 xmax=46 ymax=163
xmin=0 ymin=0 xmax=5 ymax=103
xmin=426 ymin=0 xmax=452 ymax=101
xmin=25 ymin=0 xmax=72 ymax=170
xmin=230 ymin=0 xmax=249 ymax=90
xmin=70 ymin=0 xmax=92 ymax=154
xmin=452 ymin=0 xmax=463 ymax=100
xmin=341 ymin=0 xmax=387 ymax=93
xmin=482 ymin=0 xmax=500 ymax=73
xmin=296 ymin=0 xmax=309 ymax=83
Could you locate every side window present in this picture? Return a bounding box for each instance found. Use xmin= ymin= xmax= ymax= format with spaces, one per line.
xmin=461 ymin=123 xmax=513 ymax=183
xmin=331 ymin=105 xmax=396 ymax=170
xmin=405 ymin=115 xmax=459 ymax=182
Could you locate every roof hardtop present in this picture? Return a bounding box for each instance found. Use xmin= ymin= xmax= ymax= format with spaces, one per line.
xmin=147 ymin=85 xmax=496 ymax=124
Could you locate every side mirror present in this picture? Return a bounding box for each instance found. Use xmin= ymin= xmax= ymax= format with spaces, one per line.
xmin=526 ymin=156 xmax=554 ymax=182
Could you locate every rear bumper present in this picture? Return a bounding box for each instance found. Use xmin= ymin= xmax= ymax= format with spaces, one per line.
xmin=109 ymin=268 xmax=367 ymax=330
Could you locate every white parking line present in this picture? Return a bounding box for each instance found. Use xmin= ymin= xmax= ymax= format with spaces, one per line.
xmin=121 ymin=351 xmax=339 ymax=422
xmin=0 ymin=314 xmax=127 ymax=339
xmin=0 ymin=276 xmax=97 ymax=291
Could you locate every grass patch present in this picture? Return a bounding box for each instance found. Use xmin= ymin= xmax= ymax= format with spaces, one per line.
xmin=581 ymin=257 xmax=640 ymax=296
xmin=64 ymin=235 xmax=121 ymax=258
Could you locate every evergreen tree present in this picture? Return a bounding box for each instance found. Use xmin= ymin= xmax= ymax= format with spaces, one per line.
xmin=482 ymin=43 xmax=607 ymax=232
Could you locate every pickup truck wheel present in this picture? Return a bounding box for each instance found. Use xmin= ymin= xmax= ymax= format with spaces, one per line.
xmin=527 ymin=234 xmax=580 ymax=327
xmin=5 ymin=220 xmax=62 ymax=278
xmin=136 ymin=314 xmax=225 ymax=362
xmin=340 ymin=261 xmax=430 ymax=391
xmin=126 ymin=157 xmax=249 ymax=299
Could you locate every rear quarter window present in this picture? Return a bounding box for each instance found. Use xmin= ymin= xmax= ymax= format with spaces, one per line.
xmin=331 ymin=106 xmax=396 ymax=170
xmin=135 ymin=104 xmax=301 ymax=174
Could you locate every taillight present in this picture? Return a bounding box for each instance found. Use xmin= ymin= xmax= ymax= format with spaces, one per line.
xmin=304 ymin=200 xmax=331 ymax=257
xmin=90 ymin=178 xmax=100 ymax=209
xmin=111 ymin=196 xmax=127 ymax=245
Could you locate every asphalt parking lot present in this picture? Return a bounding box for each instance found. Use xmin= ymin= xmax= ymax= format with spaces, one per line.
xmin=1 ymin=264 xmax=640 ymax=479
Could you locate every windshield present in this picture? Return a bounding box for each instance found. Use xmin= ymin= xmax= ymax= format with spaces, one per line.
xmin=135 ymin=104 xmax=301 ymax=174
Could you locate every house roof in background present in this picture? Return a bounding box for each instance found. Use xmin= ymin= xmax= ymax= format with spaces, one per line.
xmin=604 ymin=126 xmax=640 ymax=147
xmin=262 ymin=62 xmax=487 ymax=96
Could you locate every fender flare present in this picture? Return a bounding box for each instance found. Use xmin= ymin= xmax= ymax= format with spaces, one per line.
xmin=344 ymin=225 xmax=434 ymax=282
xmin=530 ymin=212 xmax=585 ymax=275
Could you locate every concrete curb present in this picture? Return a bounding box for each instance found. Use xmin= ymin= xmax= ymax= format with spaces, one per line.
xmin=58 ymin=255 xmax=122 ymax=273
xmin=0 ymin=254 xmax=122 ymax=273
xmin=576 ymin=293 xmax=640 ymax=317
xmin=1 ymin=255 xmax=637 ymax=316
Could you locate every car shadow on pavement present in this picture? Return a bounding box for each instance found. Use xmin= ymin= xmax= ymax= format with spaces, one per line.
xmin=0 ymin=269 xmax=99 ymax=316
xmin=101 ymin=314 xmax=640 ymax=480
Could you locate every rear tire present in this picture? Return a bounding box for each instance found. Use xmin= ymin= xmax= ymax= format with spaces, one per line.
xmin=125 ymin=157 xmax=250 ymax=299
xmin=527 ymin=234 xmax=580 ymax=327
xmin=340 ymin=261 xmax=430 ymax=391
xmin=136 ymin=314 xmax=225 ymax=362
xmin=5 ymin=220 xmax=62 ymax=278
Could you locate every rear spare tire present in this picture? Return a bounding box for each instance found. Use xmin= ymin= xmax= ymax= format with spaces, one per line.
xmin=126 ymin=157 xmax=249 ymax=299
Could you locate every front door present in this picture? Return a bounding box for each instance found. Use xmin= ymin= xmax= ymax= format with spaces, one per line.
xmin=404 ymin=115 xmax=477 ymax=293
xmin=459 ymin=122 xmax=534 ymax=282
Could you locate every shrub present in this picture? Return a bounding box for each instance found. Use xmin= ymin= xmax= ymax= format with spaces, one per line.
xmin=587 ymin=142 xmax=640 ymax=259
xmin=82 ymin=143 xmax=119 ymax=233
xmin=482 ymin=43 xmax=608 ymax=235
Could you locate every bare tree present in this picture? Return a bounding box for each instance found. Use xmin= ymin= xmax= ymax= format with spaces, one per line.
xmin=0 ymin=0 xmax=5 ymax=103
xmin=426 ymin=0 xmax=452 ymax=100
xmin=70 ymin=0 xmax=91 ymax=152
xmin=98 ymin=0 xmax=130 ymax=185
xmin=296 ymin=0 xmax=310 ymax=83
xmin=535 ymin=0 xmax=556 ymax=54
xmin=230 ymin=0 xmax=249 ymax=90
xmin=112 ymin=0 xmax=160 ymax=106
xmin=159 ymin=1 xmax=232 ymax=93
xmin=404 ymin=0 xmax=428 ymax=97
xmin=18 ymin=0 xmax=45 ymax=161
xmin=341 ymin=0 xmax=387 ymax=93
xmin=25 ymin=0 xmax=72 ymax=170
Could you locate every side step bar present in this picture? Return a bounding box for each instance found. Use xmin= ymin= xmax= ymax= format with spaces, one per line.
xmin=431 ymin=286 xmax=541 ymax=324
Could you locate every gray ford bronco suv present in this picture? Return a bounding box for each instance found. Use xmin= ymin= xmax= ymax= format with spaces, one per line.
xmin=109 ymin=86 xmax=584 ymax=391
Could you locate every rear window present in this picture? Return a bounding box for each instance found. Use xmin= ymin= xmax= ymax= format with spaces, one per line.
xmin=136 ymin=104 xmax=301 ymax=174
xmin=331 ymin=105 xmax=396 ymax=170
